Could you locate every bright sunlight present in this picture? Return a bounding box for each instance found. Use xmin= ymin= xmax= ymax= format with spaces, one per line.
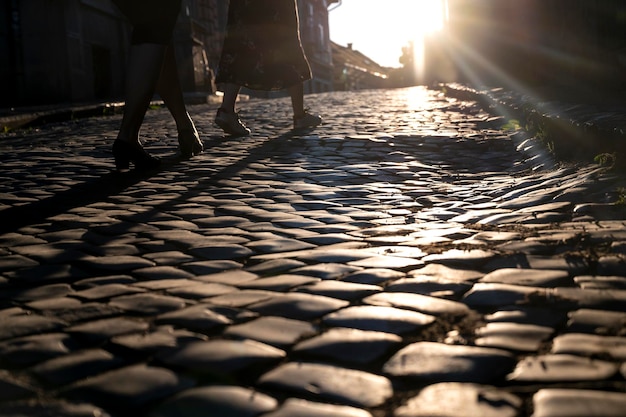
xmin=329 ymin=0 xmax=448 ymax=69
xmin=413 ymin=0 xmax=448 ymax=35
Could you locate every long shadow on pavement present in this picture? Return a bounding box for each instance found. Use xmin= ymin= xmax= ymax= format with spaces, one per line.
xmin=0 ymin=130 xmax=305 ymax=236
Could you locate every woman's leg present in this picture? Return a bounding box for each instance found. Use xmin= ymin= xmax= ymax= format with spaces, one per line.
xmin=116 ymin=43 xmax=167 ymax=144
xmin=156 ymin=43 xmax=195 ymax=132
xmin=289 ymin=82 xmax=305 ymax=119
xmin=155 ymin=44 xmax=203 ymax=157
xmin=112 ymin=43 xmax=166 ymax=170
xmin=214 ymin=83 xmax=250 ymax=136
xmin=219 ymin=83 xmax=242 ymax=113
xmin=111 ymin=0 xmax=188 ymax=168
xmin=289 ymin=82 xmax=322 ymax=129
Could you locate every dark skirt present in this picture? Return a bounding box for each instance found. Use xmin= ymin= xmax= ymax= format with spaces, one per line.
xmin=216 ymin=0 xmax=312 ymax=91
xmin=112 ymin=0 xmax=182 ymax=45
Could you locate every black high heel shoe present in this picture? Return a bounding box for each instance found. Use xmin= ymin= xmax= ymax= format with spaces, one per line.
xmin=112 ymin=139 xmax=161 ymax=171
xmin=178 ymin=129 xmax=203 ymax=159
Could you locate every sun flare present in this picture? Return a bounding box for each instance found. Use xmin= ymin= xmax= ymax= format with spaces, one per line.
xmin=329 ymin=0 xmax=450 ymax=68
xmin=409 ymin=0 xmax=449 ymax=83
xmin=412 ymin=0 xmax=448 ymax=37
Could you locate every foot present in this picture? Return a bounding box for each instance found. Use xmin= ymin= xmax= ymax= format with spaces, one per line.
xmin=215 ymin=108 xmax=251 ymax=137
xmin=178 ymin=127 xmax=203 ymax=158
xmin=293 ymin=110 xmax=322 ymax=130
xmin=112 ymin=139 xmax=160 ymax=172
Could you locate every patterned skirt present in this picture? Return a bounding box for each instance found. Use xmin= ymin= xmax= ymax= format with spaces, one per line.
xmin=216 ymin=0 xmax=312 ymax=90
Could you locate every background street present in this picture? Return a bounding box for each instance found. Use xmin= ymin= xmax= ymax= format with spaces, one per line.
xmin=1 ymin=86 xmax=625 ymax=417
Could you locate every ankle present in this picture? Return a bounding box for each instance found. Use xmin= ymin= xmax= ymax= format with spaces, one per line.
xmin=176 ymin=116 xmax=196 ymax=133
xmin=115 ymin=136 xmax=138 ymax=144
xmin=177 ymin=124 xmax=197 ymax=134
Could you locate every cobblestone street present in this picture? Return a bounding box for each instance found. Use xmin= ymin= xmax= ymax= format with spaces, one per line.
xmin=1 ymin=86 xmax=626 ymax=417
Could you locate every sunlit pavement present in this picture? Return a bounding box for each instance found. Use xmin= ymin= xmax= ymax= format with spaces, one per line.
xmin=1 ymin=86 xmax=626 ymax=417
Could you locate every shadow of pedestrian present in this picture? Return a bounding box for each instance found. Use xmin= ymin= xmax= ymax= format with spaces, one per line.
xmin=0 ymin=170 xmax=159 ymax=235
xmin=0 ymin=129 xmax=302 ymax=236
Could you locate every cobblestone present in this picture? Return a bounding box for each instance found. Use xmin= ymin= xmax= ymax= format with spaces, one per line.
xmin=1 ymin=86 xmax=626 ymax=416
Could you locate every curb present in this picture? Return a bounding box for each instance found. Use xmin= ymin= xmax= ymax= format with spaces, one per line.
xmin=0 ymin=93 xmax=228 ymax=132
xmin=0 ymin=102 xmax=126 ymax=132
xmin=442 ymin=83 xmax=626 ymax=167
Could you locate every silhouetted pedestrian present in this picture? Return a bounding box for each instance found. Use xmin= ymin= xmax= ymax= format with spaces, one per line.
xmin=111 ymin=0 xmax=203 ymax=171
xmin=214 ymin=0 xmax=322 ymax=136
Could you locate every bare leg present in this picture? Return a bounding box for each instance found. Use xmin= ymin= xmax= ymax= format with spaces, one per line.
xmin=214 ymin=83 xmax=250 ymax=136
xmin=156 ymin=43 xmax=195 ymax=132
xmin=219 ymin=83 xmax=242 ymax=112
xmin=116 ymin=43 xmax=167 ymax=144
xmin=155 ymin=43 xmax=203 ymax=157
xmin=289 ymin=82 xmax=322 ymax=129
xmin=289 ymin=82 xmax=305 ymax=119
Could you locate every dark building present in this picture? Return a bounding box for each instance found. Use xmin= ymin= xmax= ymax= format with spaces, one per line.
xmin=298 ymin=0 xmax=339 ymax=94
xmin=175 ymin=0 xmax=228 ymax=96
xmin=0 ymin=0 xmax=228 ymax=107
xmin=1 ymin=0 xmax=129 ymax=107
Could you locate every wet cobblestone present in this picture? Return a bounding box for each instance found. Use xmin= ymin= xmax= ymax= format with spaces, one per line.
xmin=1 ymin=86 xmax=626 ymax=416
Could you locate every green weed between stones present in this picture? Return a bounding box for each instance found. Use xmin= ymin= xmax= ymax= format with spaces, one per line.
xmin=594 ymin=152 xmax=617 ymax=167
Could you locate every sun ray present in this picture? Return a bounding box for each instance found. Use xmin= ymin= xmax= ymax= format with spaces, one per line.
xmin=410 ymin=0 xmax=449 ymax=83
xmin=413 ymin=0 xmax=447 ymax=35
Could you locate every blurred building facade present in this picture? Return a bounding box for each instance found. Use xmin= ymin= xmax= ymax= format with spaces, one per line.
xmin=174 ymin=0 xmax=229 ymax=97
xmin=0 ymin=0 xmax=339 ymax=107
xmin=330 ymin=42 xmax=390 ymax=91
xmin=298 ymin=0 xmax=339 ymax=93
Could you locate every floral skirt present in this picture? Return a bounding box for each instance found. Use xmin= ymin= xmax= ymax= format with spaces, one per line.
xmin=216 ymin=0 xmax=312 ymax=91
